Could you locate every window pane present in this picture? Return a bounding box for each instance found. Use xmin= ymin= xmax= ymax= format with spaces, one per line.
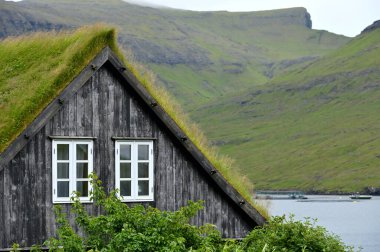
xmin=76 ymin=144 xmax=88 ymax=160
xmin=120 ymin=181 xmax=131 ymax=196
xmin=57 ymin=144 xmax=69 ymax=160
xmin=138 ymin=145 xmax=149 ymax=160
xmin=76 ymin=163 xmax=88 ymax=178
xmin=57 ymin=181 xmax=69 ymax=197
xmin=138 ymin=181 xmax=149 ymax=196
xmin=76 ymin=181 xmax=88 ymax=197
xmin=120 ymin=145 xmax=131 ymax=160
xmin=120 ymin=163 xmax=131 ymax=178
xmin=57 ymin=163 xmax=69 ymax=179
xmin=138 ymin=163 xmax=149 ymax=178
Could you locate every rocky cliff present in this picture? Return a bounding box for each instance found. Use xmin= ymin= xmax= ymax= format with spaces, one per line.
xmin=0 ymin=0 xmax=69 ymax=38
xmin=361 ymin=20 xmax=380 ymax=34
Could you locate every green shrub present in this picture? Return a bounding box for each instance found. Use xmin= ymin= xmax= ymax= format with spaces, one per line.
xmin=44 ymin=173 xmax=223 ymax=251
xmin=238 ymin=215 xmax=355 ymax=252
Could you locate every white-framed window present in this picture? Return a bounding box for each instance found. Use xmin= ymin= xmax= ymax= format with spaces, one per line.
xmin=115 ymin=141 xmax=154 ymax=201
xmin=52 ymin=140 xmax=93 ymax=203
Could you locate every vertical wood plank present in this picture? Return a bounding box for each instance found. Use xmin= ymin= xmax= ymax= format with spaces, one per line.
xmin=214 ymin=190 xmax=222 ymax=236
xmin=113 ymin=72 xmax=122 ymax=137
xmin=129 ymin=97 xmax=138 ymax=138
xmin=37 ymin=127 xmax=47 ymax=245
xmin=3 ymin=159 xmax=11 ymax=247
xmin=26 ymin=135 xmax=35 ymax=245
xmin=61 ymin=95 xmax=70 ymax=136
xmin=166 ymin=143 xmax=174 ymax=211
xmin=103 ymin=67 xmax=114 ymax=190
xmin=84 ymin=78 xmax=93 ymax=137
xmin=0 ymin=168 xmax=4 ymax=246
xmin=69 ymin=90 xmax=76 ymax=136
xmin=45 ymin=121 xmax=55 ymax=239
xmin=76 ymin=85 xmax=85 ymax=136
xmin=174 ymin=148 xmax=182 ymax=210
xmin=97 ymin=69 xmax=107 ymax=183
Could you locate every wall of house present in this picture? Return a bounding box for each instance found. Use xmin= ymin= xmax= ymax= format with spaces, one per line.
xmin=0 ymin=63 xmax=254 ymax=248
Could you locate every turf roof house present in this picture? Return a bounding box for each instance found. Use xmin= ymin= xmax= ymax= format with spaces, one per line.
xmin=0 ymin=27 xmax=265 ymax=248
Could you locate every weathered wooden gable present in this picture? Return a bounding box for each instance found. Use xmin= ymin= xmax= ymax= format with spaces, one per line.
xmin=0 ymin=47 xmax=264 ymax=248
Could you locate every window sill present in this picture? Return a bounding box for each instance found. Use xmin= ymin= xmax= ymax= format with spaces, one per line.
xmin=49 ymin=136 xmax=97 ymax=140
xmin=120 ymin=198 xmax=154 ymax=202
xmin=53 ymin=199 xmax=93 ymax=204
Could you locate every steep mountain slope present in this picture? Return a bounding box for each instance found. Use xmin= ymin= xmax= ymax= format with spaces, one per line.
xmin=0 ymin=0 xmax=349 ymax=107
xmin=192 ymin=28 xmax=380 ymax=193
xmin=0 ymin=0 xmax=70 ymax=37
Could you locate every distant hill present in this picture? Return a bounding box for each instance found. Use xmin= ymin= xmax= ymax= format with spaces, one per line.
xmin=193 ymin=27 xmax=380 ymax=193
xmin=0 ymin=0 xmax=70 ymax=37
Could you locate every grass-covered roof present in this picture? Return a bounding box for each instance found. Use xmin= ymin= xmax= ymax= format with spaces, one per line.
xmin=0 ymin=25 xmax=123 ymax=152
xmin=0 ymin=25 xmax=268 ymax=218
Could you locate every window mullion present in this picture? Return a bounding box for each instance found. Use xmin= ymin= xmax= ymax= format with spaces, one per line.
xmin=53 ymin=142 xmax=57 ymax=201
xmin=115 ymin=142 xmax=120 ymax=197
xmin=89 ymin=142 xmax=93 ymax=196
xmin=149 ymin=142 xmax=153 ymax=198
xmin=131 ymin=142 xmax=135 ymax=199
xmin=70 ymin=141 xmax=75 ymax=198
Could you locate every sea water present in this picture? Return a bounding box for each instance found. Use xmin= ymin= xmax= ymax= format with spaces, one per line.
xmin=268 ymin=195 xmax=380 ymax=252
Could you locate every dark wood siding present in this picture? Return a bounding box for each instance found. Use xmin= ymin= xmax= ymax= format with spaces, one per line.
xmin=0 ymin=63 xmax=253 ymax=248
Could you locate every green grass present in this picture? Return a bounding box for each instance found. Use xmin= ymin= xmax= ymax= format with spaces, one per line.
xmin=0 ymin=26 xmax=268 ymax=218
xmin=191 ymin=29 xmax=380 ymax=193
xmin=0 ymin=24 xmax=122 ymax=152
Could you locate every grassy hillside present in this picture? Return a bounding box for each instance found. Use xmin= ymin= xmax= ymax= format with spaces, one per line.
xmin=192 ymin=29 xmax=380 ymax=193
xmin=1 ymin=0 xmax=349 ymax=108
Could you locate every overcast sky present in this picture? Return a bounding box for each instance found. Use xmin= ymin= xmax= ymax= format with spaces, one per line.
xmin=125 ymin=0 xmax=380 ymax=37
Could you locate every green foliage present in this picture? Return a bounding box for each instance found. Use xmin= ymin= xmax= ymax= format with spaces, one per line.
xmin=44 ymin=205 xmax=83 ymax=251
xmin=42 ymin=175 xmax=353 ymax=252
xmin=239 ymin=215 xmax=354 ymax=252
xmin=47 ymin=174 xmax=224 ymax=251
xmin=11 ymin=243 xmax=20 ymax=252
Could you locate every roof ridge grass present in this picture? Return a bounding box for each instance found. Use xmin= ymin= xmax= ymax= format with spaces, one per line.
xmin=0 ymin=25 xmax=268 ymax=218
